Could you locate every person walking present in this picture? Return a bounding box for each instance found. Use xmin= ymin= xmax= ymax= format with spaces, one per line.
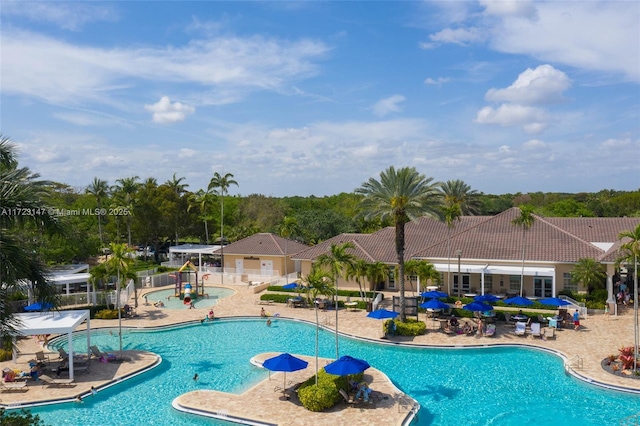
xmin=573 ymin=309 xmax=580 ymax=331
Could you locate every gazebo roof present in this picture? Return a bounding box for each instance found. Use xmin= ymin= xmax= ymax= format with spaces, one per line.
xmin=13 ymin=310 xmax=90 ymax=336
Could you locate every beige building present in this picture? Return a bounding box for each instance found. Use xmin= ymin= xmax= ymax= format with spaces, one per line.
xmin=291 ymin=207 xmax=639 ymax=298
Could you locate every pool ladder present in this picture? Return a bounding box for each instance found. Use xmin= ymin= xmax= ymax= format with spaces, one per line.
xmin=565 ymin=355 xmax=583 ymax=371
xmin=397 ymin=393 xmax=419 ymax=414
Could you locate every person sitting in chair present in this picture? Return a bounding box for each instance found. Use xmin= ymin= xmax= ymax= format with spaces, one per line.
xmin=449 ymin=315 xmax=459 ymax=331
xmin=461 ymin=322 xmax=472 ymax=334
xmin=355 ymin=382 xmax=372 ymax=402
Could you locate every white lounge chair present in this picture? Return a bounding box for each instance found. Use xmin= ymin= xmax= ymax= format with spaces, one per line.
xmin=1 ymin=381 xmax=28 ymax=392
xmin=484 ymin=324 xmax=496 ymax=337
xmin=543 ymin=327 xmax=556 ymax=340
xmin=530 ymin=322 xmax=542 ymax=339
xmin=39 ymin=374 xmax=75 ymax=387
xmin=514 ymin=321 xmax=527 ymax=336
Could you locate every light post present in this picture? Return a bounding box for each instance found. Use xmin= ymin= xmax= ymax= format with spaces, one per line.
xmin=455 ymin=250 xmax=462 ymax=297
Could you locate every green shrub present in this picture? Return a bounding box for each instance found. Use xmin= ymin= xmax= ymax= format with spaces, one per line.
xmin=392 ymin=318 xmax=426 ymax=336
xmin=94 ymin=309 xmax=120 ymax=319
xmin=297 ymin=369 xmax=363 ymax=411
xmin=260 ymin=294 xmax=290 ymax=304
xmin=0 ymin=349 xmax=12 ymax=362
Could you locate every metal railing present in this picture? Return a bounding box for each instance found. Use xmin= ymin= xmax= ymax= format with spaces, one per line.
xmin=559 ymin=295 xmax=588 ymax=318
xmin=565 ymin=355 xmax=583 ymax=371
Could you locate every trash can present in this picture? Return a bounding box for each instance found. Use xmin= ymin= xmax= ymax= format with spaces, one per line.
xmin=366 ymin=302 xmax=373 ymax=312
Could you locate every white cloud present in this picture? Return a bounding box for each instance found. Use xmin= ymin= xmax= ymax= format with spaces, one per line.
xmin=479 ymin=0 xmax=538 ymax=19
xmin=428 ymin=27 xmax=486 ymax=46
xmin=372 ymin=95 xmax=406 ymax=117
xmin=144 ymin=96 xmax=195 ymax=124
xmin=178 ymin=148 xmax=197 ymax=158
xmin=1 ymin=30 xmax=330 ymax=105
xmin=475 ymin=104 xmax=549 ymax=134
xmin=1 ymin=2 xmax=117 ymax=31
xmin=424 ymin=77 xmax=451 ymax=86
xmin=485 ymin=65 xmax=571 ymax=105
xmin=523 ymin=139 xmax=547 ymax=150
xmin=267 ymin=127 xmax=311 ymax=140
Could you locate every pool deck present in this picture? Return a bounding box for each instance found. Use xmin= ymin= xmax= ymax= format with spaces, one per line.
xmin=2 ymin=285 xmax=639 ymax=424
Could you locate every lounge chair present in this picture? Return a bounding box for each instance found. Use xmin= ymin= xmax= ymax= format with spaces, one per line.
xmin=90 ymin=345 xmax=116 ymax=362
xmin=530 ymin=322 xmax=542 ymax=339
xmin=514 ymin=321 xmax=527 ymax=336
xmin=484 ymin=324 xmax=496 ymax=337
xmin=1 ymin=381 xmax=28 ymax=392
xmin=58 ymin=348 xmax=69 ymax=360
xmin=339 ymin=389 xmax=356 ymax=404
xmin=543 ymin=327 xmax=556 ymax=340
xmin=39 ymin=374 xmax=75 ymax=387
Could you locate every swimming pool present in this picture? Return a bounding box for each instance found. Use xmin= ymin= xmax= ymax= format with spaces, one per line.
xmin=143 ymin=287 xmax=235 ymax=309
xmin=34 ymin=319 xmax=638 ymax=425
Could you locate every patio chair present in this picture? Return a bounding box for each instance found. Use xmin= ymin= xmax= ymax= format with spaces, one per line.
xmin=39 ymin=374 xmax=75 ymax=387
xmin=530 ymin=323 xmax=542 ymax=339
xmin=514 ymin=321 xmax=527 ymax=336
xmin=90 ymin=345 xmax=116 ymax=362
xmin=35 ymin=351 xmax=50 ymax=364
xmin=58 ymin=348 xmax=69 ymax=360
xmin=1 ymin=380 xmax=28 ymax=392
xmin=543 ymin=327 xmax=556 ymax=340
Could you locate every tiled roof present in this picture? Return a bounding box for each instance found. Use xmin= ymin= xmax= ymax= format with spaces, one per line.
xmin=215 ymin=233 xmax=309 ymax=256
xmin=293 ymin=208 xmax=640 ymax=265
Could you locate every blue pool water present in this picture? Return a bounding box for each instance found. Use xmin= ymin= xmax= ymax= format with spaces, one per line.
xmin=143 ymin=287 xmax=235 ymax=309
xmin=31 ymin=318 xmax=638 ymax=425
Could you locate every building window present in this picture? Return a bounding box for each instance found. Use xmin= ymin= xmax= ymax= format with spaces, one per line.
xmin=509 ymin=276 xmax=520 ymax=292
xmin=563 ymin=272 xmax=577 ymax=292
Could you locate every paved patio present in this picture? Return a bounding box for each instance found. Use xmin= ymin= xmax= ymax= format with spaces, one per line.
xmin=2 ymin=284 xmax=638 ymax=424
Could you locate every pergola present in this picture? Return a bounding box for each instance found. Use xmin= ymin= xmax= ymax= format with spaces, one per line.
xmin=13 ymin=310 xmax=91 ymax=380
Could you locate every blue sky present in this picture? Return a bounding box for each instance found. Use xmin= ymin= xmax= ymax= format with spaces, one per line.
xmin=1 ymin=1 xmax=639 ymax=197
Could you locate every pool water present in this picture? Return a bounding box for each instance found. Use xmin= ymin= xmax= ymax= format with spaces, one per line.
xmin=34 ymin=319 xmax=638 ymax=425
xmin=143 ymin=287 xmax=235 ymax=309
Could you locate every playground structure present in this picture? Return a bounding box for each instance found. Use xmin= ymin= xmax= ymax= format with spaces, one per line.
xmin=172 ymin=261 xmax=205 ymax=305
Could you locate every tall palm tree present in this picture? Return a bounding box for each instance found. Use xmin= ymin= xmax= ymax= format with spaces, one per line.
xmin=406 ymin=259 xmax=441 ymax=295
xmin=439 ymin=179 xmax=481 ymax=215
xmin=511 ymin=205 xmax=535 ymax=297
xmin=346 ymin=259 xmax=371 ymax=301
xmin=113 ymin=176 xmax=140 ymax=247
xmin=0 ymin=134 xmax=61 ymax=342
xmin=165 ymin=173 xmax=189 ymax=244
xmin=618 ymin=223 xmax=640 ymax=374
xmin=441 ymin=203 xmax=461 ymax=295
xmin=208 ymin=172 xmax=238 ymax=281
xmin=86 ymin=177 xmax=109 ymax=244
xmin=278 ymin=216 xmax=300 ymax=282
xmin=103 ymin=242 xmax=135 ymax=357
xmin=300 ymin=265 xmax=334 ymax=385
xmin=571 ymin=258 xmax=607 ymax=294
xmin=356 ymin=166 xmax=442 ymax=321
xmin=188 ymin=189 xmax=216 ymax=244
xmin=317 ymin=242 xmax=356 ymax=359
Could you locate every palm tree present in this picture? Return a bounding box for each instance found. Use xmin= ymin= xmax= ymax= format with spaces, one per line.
xmin=439 ymin=179 xmax=481 ymax=215
xmin=103 ymin=242 xmax=135 ymax=357
xmin=441 ymin=203 xmax=461 ymax=295
xmin=113 ymin=176 xmax=140 ymax=247
xmin=317 ymin=242 xmax=356 ymax=359
xmin=0 ymin=134 xmax=61 ymax=342
xmin=300 ymin=265 xmax=334 ymax=385
xmin=356 ymin=166 xmax=442 ymax=321
xmin=208 ymin=172 xmax=238 ymax=281
xmin=86 ymin=177 xmax=109 ymax=243
xmin=188 ymin=189 xmax=216 ymax=243
xmin=407 ymin=259 xmax=441 ymax=295
xmin=366 ymin=261 xmax=389 ymax=293
xmin=278 ymin=216 xmax=300 ymax=282
xmin=571 ymin=258 xmax=607 ymax=294
xmin=511 ymin=205 xmax=535 ymax=297
xmin=346 ymin=259 xmax=371 ymax=301
xmin=165 ymin=173 xmax=189 ymax=244
xmin=618 ymin=223 xmax=640 ymax=374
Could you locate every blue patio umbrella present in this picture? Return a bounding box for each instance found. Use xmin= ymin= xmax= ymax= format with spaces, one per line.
xmin=462 ymin=302 xmax=493 ymax=312
xmin=420 ymin=299 xmax=450 ymax=310
xmin=539 ymin=297 xmax=571 ymax=307
xmin=262 ymin=353 xmax=309 ymax=397
xmin=282 ymin=282 xmax=299 ymax=290
xmin=324 ymin=355 xmax=370 ymax=376
xmin=503 ymin=295 xmax=534 ymax=306
xmin=474 ymin=294 xmax=500 ymax=303
xmin=420 ymin=290 xmax=448 ymax=299
xmin=24 ymin=302 xmax=53 ymax=312
xmin=366 ymin=309 xmax=399 ymax=320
